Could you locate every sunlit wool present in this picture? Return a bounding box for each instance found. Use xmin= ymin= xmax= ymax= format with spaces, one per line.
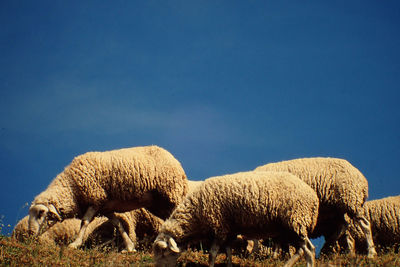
xmin=153 ymin=171 xmax=319 ymax=267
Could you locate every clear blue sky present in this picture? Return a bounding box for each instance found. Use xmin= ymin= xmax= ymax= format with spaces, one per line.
xmin=1 ymin=0 xmax=399 ymax=244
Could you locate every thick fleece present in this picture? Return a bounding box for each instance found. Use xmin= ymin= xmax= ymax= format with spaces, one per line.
xmin=338 ymin=195 xmax=400 ymax=254
xmin=153 ymin=171 xmax=319 ymax=267
xmin=254 ymin=157 xmax=376 ymax=257
xmin=28 ymin=145 xmax=188 ymax=250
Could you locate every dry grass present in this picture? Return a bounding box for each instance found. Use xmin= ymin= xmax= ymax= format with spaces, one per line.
xmin=1 ymin=235 xmax=400 ymax=266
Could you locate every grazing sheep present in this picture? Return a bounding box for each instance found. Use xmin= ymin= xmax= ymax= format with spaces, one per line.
xmin=28 ymin=145 xmax=188 ymax=251
xmin=337 ymin=195 xmax=400 ymax=254
xmin=15 ymin=208 xmax=164 ymax=251
xmin=153 ymin=171 xmax=319 ymax=267
xmin=254 ymin=157 xmax=377 ymax=257
xmin=13 ymin=215 xmax=110 ymax=246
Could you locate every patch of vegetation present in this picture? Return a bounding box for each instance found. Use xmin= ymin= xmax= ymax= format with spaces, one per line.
xmin=1 ymin=236 xmax=399 ymax=266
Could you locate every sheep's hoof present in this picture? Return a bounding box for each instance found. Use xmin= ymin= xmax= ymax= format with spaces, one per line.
xmin=121 ymin=248 xmax=137 ymax=254
xmin=367 ymin=247 xmax=377 ymax=258
xmin=68 ymin=242 xmax=79 ymax=249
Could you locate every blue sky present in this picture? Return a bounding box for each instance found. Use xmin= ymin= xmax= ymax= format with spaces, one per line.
xmin=1 ymin=1 xmax=399 ymax=249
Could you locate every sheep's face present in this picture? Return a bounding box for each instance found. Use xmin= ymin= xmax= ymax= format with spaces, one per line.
xmin=153 ymin=233 xmax=180 ymax=267
xmin=28 ymin=204 xmax=61 ymax=235
xmin=28 ymin=204 xmax=49 ymax=235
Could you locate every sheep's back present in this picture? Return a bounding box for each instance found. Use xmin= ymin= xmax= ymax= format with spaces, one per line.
xmin=255 ymin=157 xmax=368 ymax=216
xmin=63 ymin=145 xmax=188 ymax=207
xmin=190 ymin=171 xmax=319 ymax=239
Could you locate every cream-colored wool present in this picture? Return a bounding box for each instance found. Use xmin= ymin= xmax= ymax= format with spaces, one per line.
xmin=187 ymin=180 xmax=203 ymax=194
xmin=28 ymin=145 xmax=188 ymax=250
xmin=153 ymin=171 xmax=319 ymax=267
xmin=338 ymin=195 xmax=400 ymax=254
xmin=254 ymin=157 xmax=376 ymax=257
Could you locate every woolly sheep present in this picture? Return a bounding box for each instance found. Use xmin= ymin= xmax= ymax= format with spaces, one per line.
xmin=13 ymin=215 xmax=109 ymax=246
xmin=254 ymin=157 xmax=377 ymax=257
xmin=28 ymin=145 xmax=188 ymax=251
xmin=15 ymin=208 xmax=164 ymax=251
xmin=153 ymin=171 xmax=319 ymax=267
xmin=337 ymin=195 xmax=400 ymax=254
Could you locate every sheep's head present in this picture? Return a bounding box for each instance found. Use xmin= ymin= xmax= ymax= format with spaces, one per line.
xmin=28 ymin=204 xmax=61 ymax=235
xmin=153 ymin=233 xmax=180 ymax=267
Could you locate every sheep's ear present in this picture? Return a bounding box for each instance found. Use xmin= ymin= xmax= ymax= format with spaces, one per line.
xmin=168 ymin=237 xmax=180 ymax=253
xmin=48 ymin=204 xmax=62 ymax=221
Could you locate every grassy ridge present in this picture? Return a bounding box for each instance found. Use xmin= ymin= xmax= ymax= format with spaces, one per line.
xmin=1 ymin=236 xmax=400 ymax=266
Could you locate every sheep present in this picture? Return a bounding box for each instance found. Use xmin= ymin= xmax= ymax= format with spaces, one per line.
xmin=153 ymin=171 xmax=319 ymax=267
xmin=337 ymin=195 xmax=400 ymax=254
xmin=13 ymin=215 xmax=110 ymax=246
xmin=15 ymin=208 xmax=164 ymax=251
xmin=28 ymin=145 xmax=188 ymax=251
xmin=254 ymin=157 xmax=377 ymax=257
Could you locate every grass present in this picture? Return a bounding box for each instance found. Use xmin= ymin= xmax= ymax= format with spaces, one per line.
xmin=1 ymin=235 xmax=400 ymax=266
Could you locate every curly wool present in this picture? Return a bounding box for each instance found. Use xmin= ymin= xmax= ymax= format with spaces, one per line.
xmin=187 ymin=180 xmax=203 ymax=195
xmin=160 ymin=171 xmax=319 ymax=246
xmin=32 ymin=145 xmax=188 ymax=219
xmin=255 ymin=157 xmax=369 ymax=220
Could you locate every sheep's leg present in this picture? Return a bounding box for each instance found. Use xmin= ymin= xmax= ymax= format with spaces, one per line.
xmin=272 ymin=242 xmax=281 ymax=259
xmin=68 ymin=206 xmax=97 ymax=249
xmin=251 ymin=239 xmax=260 ymax=254
xmin=110 ymin=214 xmax=136 ymax=253
xmin=208 ymin=239 xmax=220 ymax=267
xmin=246 ymin=239 xmax=255 ymax=254
xmin=344 ymin=230 xmax=356 ymax=256
xmin=225 ymin=245 xmax=232 ymax=267
xmin=283 ymin=247 xmax=303 ymax=267
xmin=303 ymin=237 xmax=316 ymax=267
xmin=356 ymin=216 xmax=377 ymax=258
